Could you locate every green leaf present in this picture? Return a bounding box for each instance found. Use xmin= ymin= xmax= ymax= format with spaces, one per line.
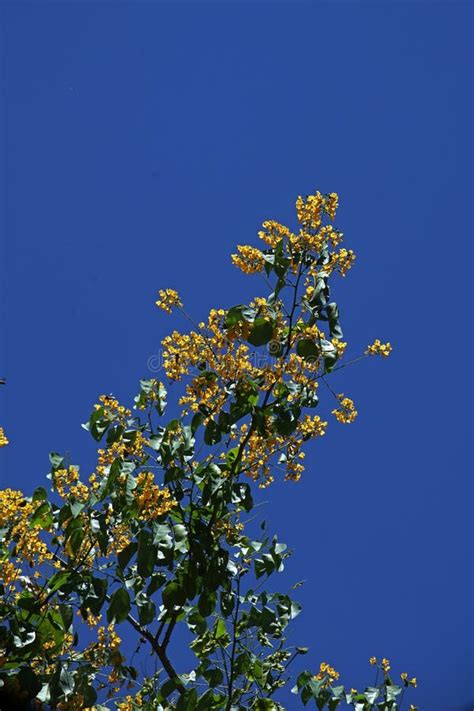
xmin=147 ymin=572 xmax=167 ymax=596
xmin=232 ymin=482 xmax=253 ymax=512
xmin=17 ymin=666 xmax=42 ymax=698
xmin=204 ymin=419 xmax=221 ymax=446
xmin=176 ymin=688 xmax=198 ymax=711
xmin=88 ymin=408 xmax=110 ymax=442
xmin=202 ymin=667 xmax=224 ymax=688
xmin=364 ymin=687 xmax=380 ymax=704
xmin=296 ymin=338 xmax=320 ymax=360
xmin=70 ymin=501 xmax=85 ymax=518
xmin=59 ymin=667 xmax=75 ymax=697
xmin=86 ymin=577 xmax=108 ymax=615
xmin=386 ymin=685 xmax=402 ymax=701
xmin=220 ymin=591 xmax=235 ymax=618
xmin=198 ymin=590 xmax=216 ymax=617
xmin=191 ymin=412 xmax=205 ymax=434
xmin=49 ymin=452 xmax=64 ymax=469
xmin=247 ymin=318 xmax=274 ymax=347
xmin=162 ymin=581 xmax=186 ymax=609
xmin=117 ymin=541 xmax=137 ymax=570
xmin=214 ymin=618 xmax=227 ymax=640
xmin=32 ymin=486 xmax=48 ymax=502
xmin=47 ymin=572 xmax=71 ymax=595
xmin=255 ymin=700 xmax=278 ymax=710
xmin=107 ymin=587 xmax=131 ymax=624
xmin=30 ymin=501 xmax=53 ymax=529
xmin=137 ymin=530 xmax=157 ymax=579
xmin=326 ymin=302 xmax=343 ymax=339
xmin=135 ymin=591 xmax=156 ymax=626
xmin=224 ymin=304 xmax=246 ymax=328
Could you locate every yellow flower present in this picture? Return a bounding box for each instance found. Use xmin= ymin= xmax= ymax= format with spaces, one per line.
xmin=0 ymin=427 xmax=9 ymax=447
xmin=155 ymin=288 xmax=183 ymax=314
xmin=365 ymin=339 xmax=392 ymax=357
xmin=0 ymin=560 xmax=20 ymax=587
xmin=95 ymin=394 xmax=132 ymax=421
xmin=381 ymin=657 xmax=390 ymax=673
xmin=329 ymin=247 xmax=356 ymax=276
xmin=298 ymin=415 xmax=328 ymax=440
xmin=331 ymin=338 xmax=347 ymax=358
xmin=134 ymin=472 xmax=176 ymax=520
xmin=231 ymin=245 xmax=265 ymax=274
xmin=258 ymin=220 xmax=292 ymax=247
xmin=295 ymin=191 xmax=325 ymax=230
xmin=53 ymin=466 xmax=89 ymax=502
xmin=332 ymin=394 xmax=358 ymax=424
xmin=324 ymin=192 xmax=339 ymax=220
xmin=117 ymin=695 xmax=143 ymax=710
xmin=314 ymin=661 xmax=340 ymax=685
xmin=0 ymin=488 xmax=53 ymax=566
xmin=369 ymin=656 xmax=377 ymax=665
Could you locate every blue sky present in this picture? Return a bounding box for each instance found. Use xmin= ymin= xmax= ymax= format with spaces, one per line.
xmin=1 ymin=2 xmax=472 ymax=709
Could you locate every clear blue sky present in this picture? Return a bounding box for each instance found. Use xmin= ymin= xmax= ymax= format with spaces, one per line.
xmin=1 ymin=2 xmax=472 ymax=709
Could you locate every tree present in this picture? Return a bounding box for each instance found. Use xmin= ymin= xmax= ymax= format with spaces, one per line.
xmin=0 ymin=190 xmax=417 ymax=711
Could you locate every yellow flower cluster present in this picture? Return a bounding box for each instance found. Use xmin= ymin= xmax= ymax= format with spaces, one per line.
xmin=0 ymin=488 xmax=24 ymax=527
xmin=94 ymin=442 xmax=126 ymax=478
xmin=162 ymin=307 xmax=261 ymax=385
xmin=366 ymin=339 xmax=392 ymax=357
xmin=286 ymin=351 xmax=320 ymax=381
xmin=381 ymin=657 xmax=391 ymax=673
xmin=53 ymin=466 xmax=89 ymax=502
xmin=0 ymin=559 xmax=20 ymax=587
xmin=0 ymin=427 xmax=9 ymax=447
xmin=84 ymin=623 xmax=122 ymax=665
xmin=155 ymin=288 xmax=183 ymax=314
xmin=315 ymin=661 xmax=340 ymax=684
xmin=291 ymin=229 xmax=325 ymax=255
xmin=134 ymin=472 xmax=176 ymax=520
xmin=212 ymin=518 xmax=244 ymax=545
xmin=329 ymin=247 xmax=356 ymax=276
xmin=324 ymin=192 xmax=339 ymax=220
xmin=95 ymin=395 xmax=131 ymax=422
xmin=331 ymin=338 xmax=347 ymax=358
xmin=108 ymin=624 xmax=122 ymax=651
xmin=234 ymin=411 xmax=327 ymax=486
xmin=77 ymin=608 xmax=102 ymax=629
xmin=92 ymin=430 xmax=148 ymax=485
xmin=0 ymin=488 xmax=53 ymax=566
xmin=107 ymin=521 xmax=131 ymax=555
xmin=56 ymin=696 xmax=94 ymax=711
xmin=117 ymin=694 xmax=143 ymax=711
xmin=80 ymin=625 xmax=127 ymax=700
xmin=401 ymin=672 xmax=417 ymax=687
xmin=258 ymin=220 xmax=292 ymax=247
xmin=258 ymin=216 xmax=343 ymax=268
xmin=319 ymin=224 xmax=343 ymax=246
xmin=123 ymin=431 xmax=149 ymax=459
xmin=179 ymin=374 xmax=225 ymax=415
xmin=231 ymin=245 xmax=266 ymax=274
xmin=296 ymin=191 xmax=325 ymax=230
xmin=295 ymin=190 xmax=339 ymax=229
xmin=299 ymin=415 xmax=328 ymax=440
xmin=332 ymin=394 xmax=357 ymax=424
xmin=162 ymin=329 xmax=208 ymax=381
